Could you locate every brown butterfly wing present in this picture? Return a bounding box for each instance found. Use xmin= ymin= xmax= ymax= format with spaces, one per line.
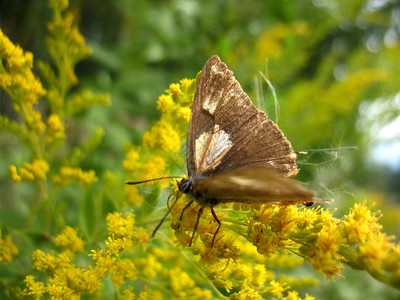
xmin=193 ymin=167 xmax=314 ymax=205
xmin=186 ymin=55 xmax=299 ymax=179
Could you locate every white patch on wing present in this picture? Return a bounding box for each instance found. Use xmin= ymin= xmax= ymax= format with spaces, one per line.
xmin=195 ymin=125 xmax=233 ymax=173
xmin=195 ymin=132 xmax=212 ymax=171
xmin=211 ymin=65 xmax=224 ymax=74
xmin=203 ymin=95 xmax=218 ymax=114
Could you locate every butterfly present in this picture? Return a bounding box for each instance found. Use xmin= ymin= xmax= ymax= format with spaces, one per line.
xmin=127 ymin=55 xmax=329 ymax=247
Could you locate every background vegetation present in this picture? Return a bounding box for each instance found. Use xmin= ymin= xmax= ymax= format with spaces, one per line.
xmin=1 ymin=0 xmax=400 ymax=299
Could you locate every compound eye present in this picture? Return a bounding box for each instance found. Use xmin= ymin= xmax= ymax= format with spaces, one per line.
xmin=178 ymin=178 xmax=192 ymax=194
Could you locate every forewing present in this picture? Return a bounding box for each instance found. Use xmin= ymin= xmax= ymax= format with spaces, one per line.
xmin=193 ymin=168 xmax=314 ymax=205
xmin=186 ymin=55 xmax=298 ymax=179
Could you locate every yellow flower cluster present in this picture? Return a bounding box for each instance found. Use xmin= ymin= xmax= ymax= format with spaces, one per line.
xmin=22 ymin=212 xmax=164 ymax=298
xmin=54 ymin=226 xmax=86 ymax=255
xmin=247 ymin=201 xmax=400 ymax=284
xmin=124 ymin=78 xmax=197 ymax=195
xmin=0 ymin=28 xmax=47 ymax=151
xmin=44 ymin=114 xmax=65 ymax=144
xmin=1 ymin=5 xmax=104 ymax=194
xmin=124 ymin=184 xmax=144 ymax=205
xmin=0 ymin=29 xmax=46 ymax=106
xmin=9 ymin=159 xmax=50 ymax=182
xmin=169 ymin=267 xmax=212 ymax=298
xmin=143 ymin=120 xmax=182 ymax=153
xmin=46 ymin=0 xmax=92 ymax=89
xmin=53 ymin=167 xmax=98 ymax=186
xmin=169 ymin=194 xmax=240 ymax=263
xmin=341 ymin=201 xmax=382 ymax=245
xmin=134 ymin=246 xmax=214 ymax=298
xmin=0 ymin=230 xmax=19 ymax=264
xmin=23 ymin=228 xmax=102 ymax=298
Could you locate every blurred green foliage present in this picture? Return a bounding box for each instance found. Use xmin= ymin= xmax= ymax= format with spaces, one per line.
xmin=1 ymin=0 xmax=400 ymax=299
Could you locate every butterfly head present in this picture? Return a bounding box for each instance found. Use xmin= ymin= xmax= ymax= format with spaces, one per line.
xmin=178 ymin=177 xmax=193 ymax=194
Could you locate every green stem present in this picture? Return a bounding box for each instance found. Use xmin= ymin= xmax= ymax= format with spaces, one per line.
xmin=18 ymin=99 xmax=52 ymax=233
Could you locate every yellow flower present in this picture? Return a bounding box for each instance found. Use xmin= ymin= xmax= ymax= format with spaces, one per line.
xmin=54 ymin=226 xmax=86 ymax=254
xmin=137 ymin=286 xmax=163 ymax=300
xmin=135 ymin=255 xmax=163 ymax=278
xmin=248 ymin=222 xmax=291 ymax=257
xmin=121 ymin=286 xmax=136 ymax=300
xmin=296 ymin=206 xmax=319 ymax=230
xmin=282 ymin=291 xmax=315 ymax=300
xmin=49 ymin=0 xmax=68 ymax=11
xmin=23 ymin=275 xmax=46 ymax=298
xmin=250 ymin=264 xmax=269 ymax=287
xmin=0 ymin=29 xmax=46 ymax=105
xmin=358 ymin=232 xmax=393 ymax=273
xmin=270 ymin=206 xmax=298 ymax=234
xmin=0 ymin=230 xmax=19 ymax=263
xmin=169 ymin=267 xmax=194 ymax=295
xmin=53 ymin=167 xmax=98 ymax=186
xmin=167 ymin=83 xmax=182 ymax=97
xmin=341 ymin=201 xmax=382 ymax=245
xmin=112 ymin=258 xmax=137 ymax=286
xmin=309 ymin=224 xmax=344 ymax=280
xmin=132 ymin=227 xmax=151 ymax=245
xmin=179 ymin=78 xmax=193 ymax=91
xmin=106 ymin=236 xmax=133 ymax=255
xmin=123 ymin=147 xmax=141 ymax=174
xmin=48 ymin=264 xmax=102 ymax=295
xmin=263 ymin=280 xmax=287 ymax=297
xmin=45 ymin=114 xmax=65 ymax=143
xmin=214 ymin=279 xmax=233 ymax=292
xmin=9 ymin=159 xmax=50 ymax=182
xmin=230 ymin=286 xmax=263 ymax=300
xmin=142 ymin=121 xmax=182 ymax=153
xmin=176 ymin=106 xmax=192 ymax=123
xmin=168 ymin=267 xmax=212 ymax=298
xmin=228 ymin=264 xmax=252 ymax=283
xmin=124 ymin=184 xmax=144 ymax=205
xmin=90 ymin=249 xmax=116 ymax=277
xmin=157 ymin=94 xmax=174 ymax=113
xmin=106 ymin=211 xmax=135 ymax=238
xmin=32 ymin=250 xmax=58 ymax=273
xmin=25 ymin=109 xmax=46 ymax=133
xmin=9 ymin=165 xmax=21 ymax=182
xmin=140 ymin=155 xmax=168 ymax=183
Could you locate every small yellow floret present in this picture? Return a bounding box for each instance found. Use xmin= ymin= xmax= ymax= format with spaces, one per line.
xmin=106 ymin=212 xmax=135 ymax=238
xmin=54 ymin=226 xmax=86 ymax=254
xmin=0 ymin=230 xmax=19 ymax=263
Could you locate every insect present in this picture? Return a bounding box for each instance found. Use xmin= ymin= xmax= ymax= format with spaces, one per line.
xmin=127 ymin=55 xmax=329 ymax=247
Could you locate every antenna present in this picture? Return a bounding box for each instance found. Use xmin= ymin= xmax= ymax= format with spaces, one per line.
xmin=125 ymin=176 xmax=183 ymax=185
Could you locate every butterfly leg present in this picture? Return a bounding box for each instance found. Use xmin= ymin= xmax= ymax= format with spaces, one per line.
xmin=189 ymin=206 xmax=204 ymax=246
xmin=167 ymin=190 xmax=180 ymax=210
xmin=177 ymin=199 xmax=194 ymax=229
xmin=152 ymin=192 xmax=179 ymax=237
xmin=210 ymin=207 xmax=221 ymax=248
